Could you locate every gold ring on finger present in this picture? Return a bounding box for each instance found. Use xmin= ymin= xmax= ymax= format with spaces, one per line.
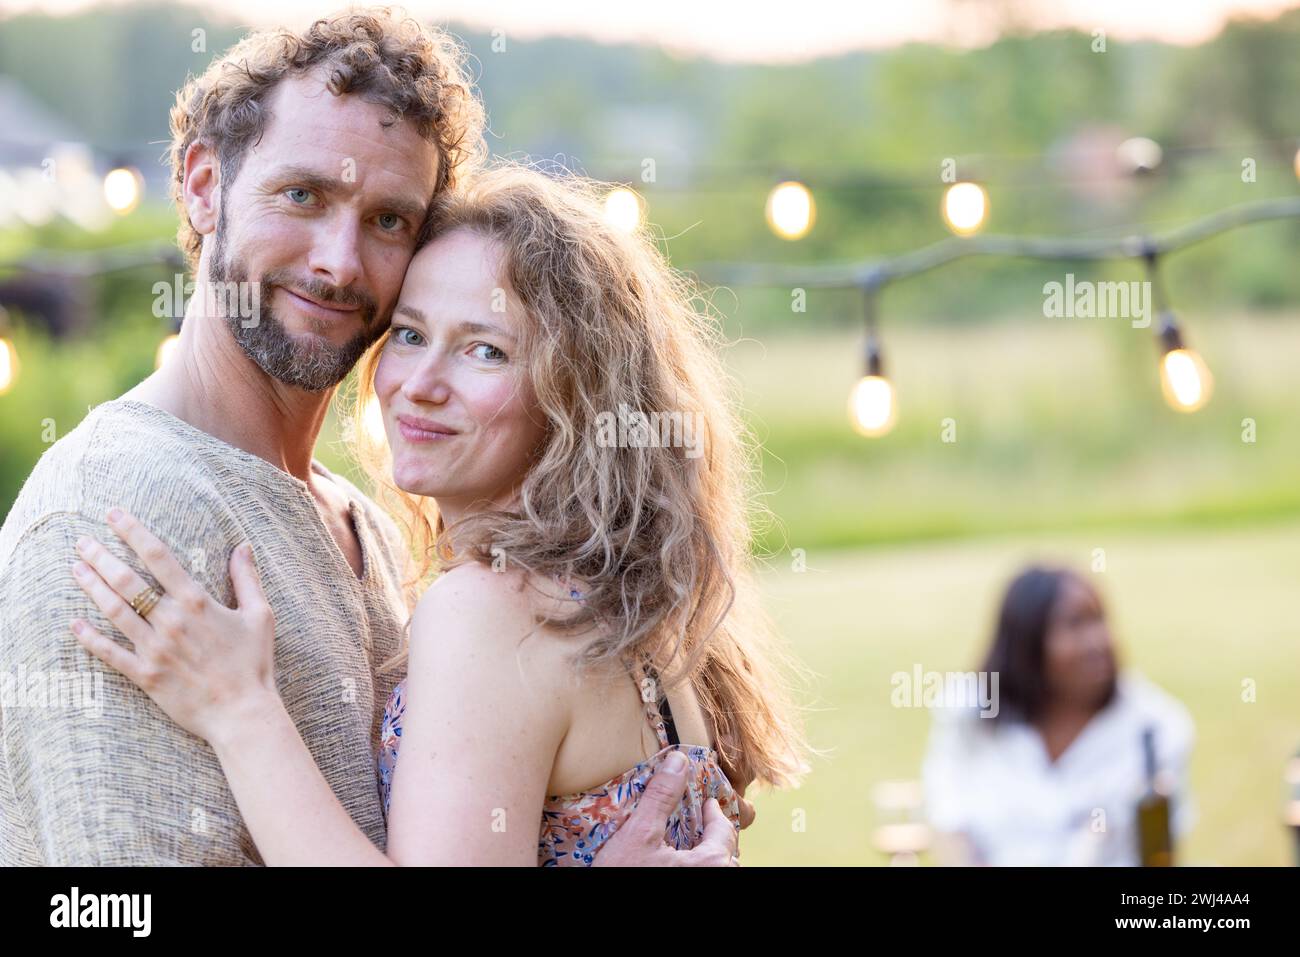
xmin=129 ymin=583 xmax=164 ymax=620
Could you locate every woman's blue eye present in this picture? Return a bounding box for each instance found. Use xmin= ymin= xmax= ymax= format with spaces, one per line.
xmin=472 ymin=343 xmax=507 ymax=362
xmin=393 ymin=327 xmax=424 ymax=347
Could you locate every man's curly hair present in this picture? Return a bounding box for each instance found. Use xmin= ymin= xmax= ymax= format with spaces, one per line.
xmin=167 ymin=7 xmax=487 ymax=272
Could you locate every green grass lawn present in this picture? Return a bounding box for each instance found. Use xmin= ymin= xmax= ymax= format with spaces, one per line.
xmin=740 ymin=518 xmax=1300 ymax=866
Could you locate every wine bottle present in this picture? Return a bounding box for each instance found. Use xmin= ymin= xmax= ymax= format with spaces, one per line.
xmin=1136 ymin=726 xmax=1174 ymax=867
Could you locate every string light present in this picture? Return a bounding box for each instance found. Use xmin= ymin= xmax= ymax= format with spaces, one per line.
xmin=1144 ymin=249 xmax=1212 ymax=413
xmin=765 ymin=180 xmax=815 ymax=239
xmin=603 ymin=187 xmax=643 ymax=233
xmin=0 ymin=306 xmax=18 ymax=396
xmin=942 ymin=181 xmax=988 ymax=236
xmin=8 ymin=157 xmax=1297 ymax=430
xmin=849 ymin=355 xmax=897 ymax=437
xmin=704 ymin=197 xmax=1300 ymax=436
xmin=848 ymin=282 xmax=897 ymax=437
xmin=103 ymin=167 xmax=143 ymax=215
xmin=1155 ymin=314 xmax=1213 ymax=412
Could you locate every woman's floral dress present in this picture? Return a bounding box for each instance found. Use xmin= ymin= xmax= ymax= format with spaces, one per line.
xmin=376 ymin=641 xmax=741 ymax=866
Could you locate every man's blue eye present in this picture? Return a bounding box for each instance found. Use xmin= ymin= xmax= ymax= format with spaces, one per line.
xmin=286 ymin=188 xmax=312 ymax=204
xmin=378 ymin=213 xmax=402 ymax=231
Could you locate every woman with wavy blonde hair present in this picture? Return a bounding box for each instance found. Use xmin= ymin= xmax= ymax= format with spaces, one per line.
xmin=67 ymin=160 xmax=809 ymax=866
xmin=358 ymin=162 xmax=808 ymax=783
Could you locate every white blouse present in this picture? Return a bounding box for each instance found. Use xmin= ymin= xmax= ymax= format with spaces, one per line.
xmin=921 ymin=670 xmax=1195 ymax=866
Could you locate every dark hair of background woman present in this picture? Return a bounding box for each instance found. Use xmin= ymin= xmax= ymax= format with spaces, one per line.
xmin=980 ymin=565 xmax=1118 ymax=724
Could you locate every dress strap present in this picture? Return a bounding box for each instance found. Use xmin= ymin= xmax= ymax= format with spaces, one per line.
xmin=567 ymin=586 xmax=680 ymax=748
xmin=628 ymin=653 xmax=680 ymax=749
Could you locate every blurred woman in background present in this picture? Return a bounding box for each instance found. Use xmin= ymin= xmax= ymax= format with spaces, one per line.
xmin=922 ymin=565 xmax=1194 ymax=866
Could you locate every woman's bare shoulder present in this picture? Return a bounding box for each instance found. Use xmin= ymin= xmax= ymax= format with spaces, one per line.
xmin=408 ymin=563 xmax=595 ymax=682
xmin=413 ymin=563 xmax=587 ymax=621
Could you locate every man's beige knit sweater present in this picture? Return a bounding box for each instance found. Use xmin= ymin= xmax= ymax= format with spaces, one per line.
xmin=0 ymin=398 xmax=411 ymax=864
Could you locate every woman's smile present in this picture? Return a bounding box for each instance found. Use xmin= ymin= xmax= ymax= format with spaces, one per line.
xmin=395 ymin=412 xmax=459 ymax=444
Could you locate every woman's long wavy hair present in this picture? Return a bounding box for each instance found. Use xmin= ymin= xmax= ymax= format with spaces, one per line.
xmin=345 ymin=162 xmax=809 ymax=790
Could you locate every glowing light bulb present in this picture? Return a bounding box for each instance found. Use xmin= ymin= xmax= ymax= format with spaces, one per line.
xmin=0 ymin=336 xmax=18 ymax=395
xmin=942 ymin=182 xmax=988 ymax=236
xmin=1159 ymin=348 xmax=1213 ymax=413
xmin=848 ymin=374 xmax=897 ymax=437
xmin=103 ymin=167 xmax=143 ymax=215
xmin=765 ymin=181 xmax=815 ymax=240
xmin=155 ymin=333 xmax=180 ymax=369
xmin=603 ymin=188 xmax=643 ymax=233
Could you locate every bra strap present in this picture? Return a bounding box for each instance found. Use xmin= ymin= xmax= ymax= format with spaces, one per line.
xmin=631 ymin=654 xmax=680 ymax=749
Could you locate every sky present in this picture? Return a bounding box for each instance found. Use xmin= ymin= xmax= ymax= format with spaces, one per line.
xmin=0 ymin=0 xmax=1296 ymax=61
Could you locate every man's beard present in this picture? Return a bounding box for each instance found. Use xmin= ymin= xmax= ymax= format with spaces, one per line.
xmin=208 ymin=215 xmax=386 ymax=393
